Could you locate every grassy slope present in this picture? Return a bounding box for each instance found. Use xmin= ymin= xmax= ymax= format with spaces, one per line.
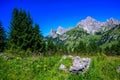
xmin=0 ymin=54 xmax=120 ymax=80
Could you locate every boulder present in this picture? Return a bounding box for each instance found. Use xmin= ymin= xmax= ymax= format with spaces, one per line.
xmin=70 ymin=56 xmax=91 ymax=74
xmin=59 ymin=55 xmax=91 ymax=74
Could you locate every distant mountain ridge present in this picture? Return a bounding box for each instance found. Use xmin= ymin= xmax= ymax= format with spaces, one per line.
xmin=77 ymin=16 xmax=120 ymax=34
xmin=47 ymin=16 xmax=120 ymax=51
xmin=48 ymin=26 xmax=72 ymax=38
xmin=48 ymin=16 xmax=120 ymax=38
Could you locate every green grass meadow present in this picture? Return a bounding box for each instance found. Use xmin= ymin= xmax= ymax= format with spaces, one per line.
xmin=0 ymin=53 xmax=120 ymax=80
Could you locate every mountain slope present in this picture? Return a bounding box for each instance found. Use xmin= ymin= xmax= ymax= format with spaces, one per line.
xmin=62 ymin=27 xmax=89 ymax=47
xmin=47 ymin=17 xmax=120 ymax=51
xmin=98 ymin=25 xmax=120 ymax=48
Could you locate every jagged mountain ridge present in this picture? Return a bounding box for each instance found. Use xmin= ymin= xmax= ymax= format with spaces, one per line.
xmin=77 ymin=16 xmax=120 ymax=34
xmin=48 ymin=26 xmax=72 ymax=38
xmin=48 ymin=16 xmax=120 ymax=38
xmin=77 ymin=16 xmax=103 ymax=34
xmin=47 ymin=16 xmax=120 ymax=49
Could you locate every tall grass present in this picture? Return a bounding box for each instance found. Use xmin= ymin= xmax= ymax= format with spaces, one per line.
xmin=0 ymin=53 xmax=120 ymax=80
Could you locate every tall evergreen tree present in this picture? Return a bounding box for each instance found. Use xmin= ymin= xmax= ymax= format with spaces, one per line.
xmin=9 ymin=8 xmax=44 ymax=53
xmin=0 ymin=21 xmax=6 ymax=52
xmin=31 ymin=24 xmax=45 ymax=52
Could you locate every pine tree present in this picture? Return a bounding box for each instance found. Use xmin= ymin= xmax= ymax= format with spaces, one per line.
xmin=0 ymin=21 xmax=6 ymax=52
xmin=9 ymin=8 xmax=45 ymax=53
xmin=31 ymin=24 xmax=45 ymax=52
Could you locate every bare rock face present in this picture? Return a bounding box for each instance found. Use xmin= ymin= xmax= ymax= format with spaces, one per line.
xmin=77 ymin=16 xmax=103 ymax=34
xmin=48 ymin=26 xmax=71 ymax=38
xmin=105 ymin=18 xmax=120 ymax=25
xmin=77 ymin=16 xmax=120 ymax=34
xmin=102 ymin=18 xmax=120 ymax=31
xmin=48 ymin=29 xmax=57 ymax=38
xmin=56 ymin=26 xmax=69 ymax=35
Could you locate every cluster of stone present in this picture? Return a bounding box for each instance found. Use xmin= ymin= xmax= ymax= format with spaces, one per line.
xmin=69 ymin=56 xmax=91 ymax=74
xmin=59 ymin=55 xmax=91 ymax=74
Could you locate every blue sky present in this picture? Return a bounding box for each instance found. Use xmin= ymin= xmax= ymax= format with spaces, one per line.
xmin=0 ymin=0 xmax=120 ymax=36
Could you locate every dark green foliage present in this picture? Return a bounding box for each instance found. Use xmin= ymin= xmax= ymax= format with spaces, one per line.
xmin=104 ymin=40 xmax=120 ymax=55
xmin=9 ymin=8 xmax=44 ymax=53
xmin=31 ymin=24 xmax=45 ymax=52
xmin=0 ymin=21 xmax=6 ymax=52
xmin=98 ymin=25 xmax=120 ymax=55
xmin=74 ymin=40 xmax=87 ymax=54
xmin=87 ymin=41 xmax=101 ymax=54
xmin=46 ymin=40 xmax=57 ymax=54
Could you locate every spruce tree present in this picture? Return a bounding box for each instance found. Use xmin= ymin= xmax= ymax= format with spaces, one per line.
xmin=9 ymin=8 xmax=44 ymax=53
xmin=31 ymin=24 xmax=45 ymax=52
xmin=0 ymin=21 xmax=6 ymax=52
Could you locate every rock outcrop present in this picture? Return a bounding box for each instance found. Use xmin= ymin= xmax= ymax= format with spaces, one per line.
xmin=59 ymin=55 xmax=91 ymax=74
xmin=69 ymin=56 xmax=91 ymax=74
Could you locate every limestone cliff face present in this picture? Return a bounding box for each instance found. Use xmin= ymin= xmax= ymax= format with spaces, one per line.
xmin=77 ymin=16 xmax=120 ymax=34
xmin=77 ymin=16 xmax=103 ymax=34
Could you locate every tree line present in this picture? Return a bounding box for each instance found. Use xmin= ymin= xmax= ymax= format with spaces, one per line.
xmin=0 ymin=8 xmax=120 ymax=56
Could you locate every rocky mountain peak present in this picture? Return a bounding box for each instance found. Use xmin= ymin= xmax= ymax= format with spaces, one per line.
xmin=85 ymin=16 xmax=97 ymax=22
xmin=106 ymin=18 xmax=120 ymax=25
xmin=48 ymin=16 xmax=120 ymax=38
xmin=48 ymin=26 xmax=71 ymax=38
xmin=48 ymin=29 xmax=57 ymax=38
xmin=56 ymin=26 xmax=68 ymax=35
xmin=77 ymin=16 xmax=103 ymax=34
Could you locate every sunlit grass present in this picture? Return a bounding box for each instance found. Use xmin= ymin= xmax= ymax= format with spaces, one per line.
xmin=0 ymin=53 xmax=120 ymax=80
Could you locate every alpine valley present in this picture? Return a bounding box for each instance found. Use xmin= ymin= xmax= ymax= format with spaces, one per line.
xmin=47 ymin=16 xmax=120 ymax=55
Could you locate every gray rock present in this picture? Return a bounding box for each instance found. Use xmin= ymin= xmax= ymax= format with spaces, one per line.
xmin=59 ymin=55 xmax=91 ymax=74
xmin=70 ymin=56 xmax=91 ymax=74
xmin=117 ymin=65 xmax=120 ymax=73
xmin=0 ymin=52 xmax=3 ymax=56
xmin=59 ymin=64 xmax=67 ymax=72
